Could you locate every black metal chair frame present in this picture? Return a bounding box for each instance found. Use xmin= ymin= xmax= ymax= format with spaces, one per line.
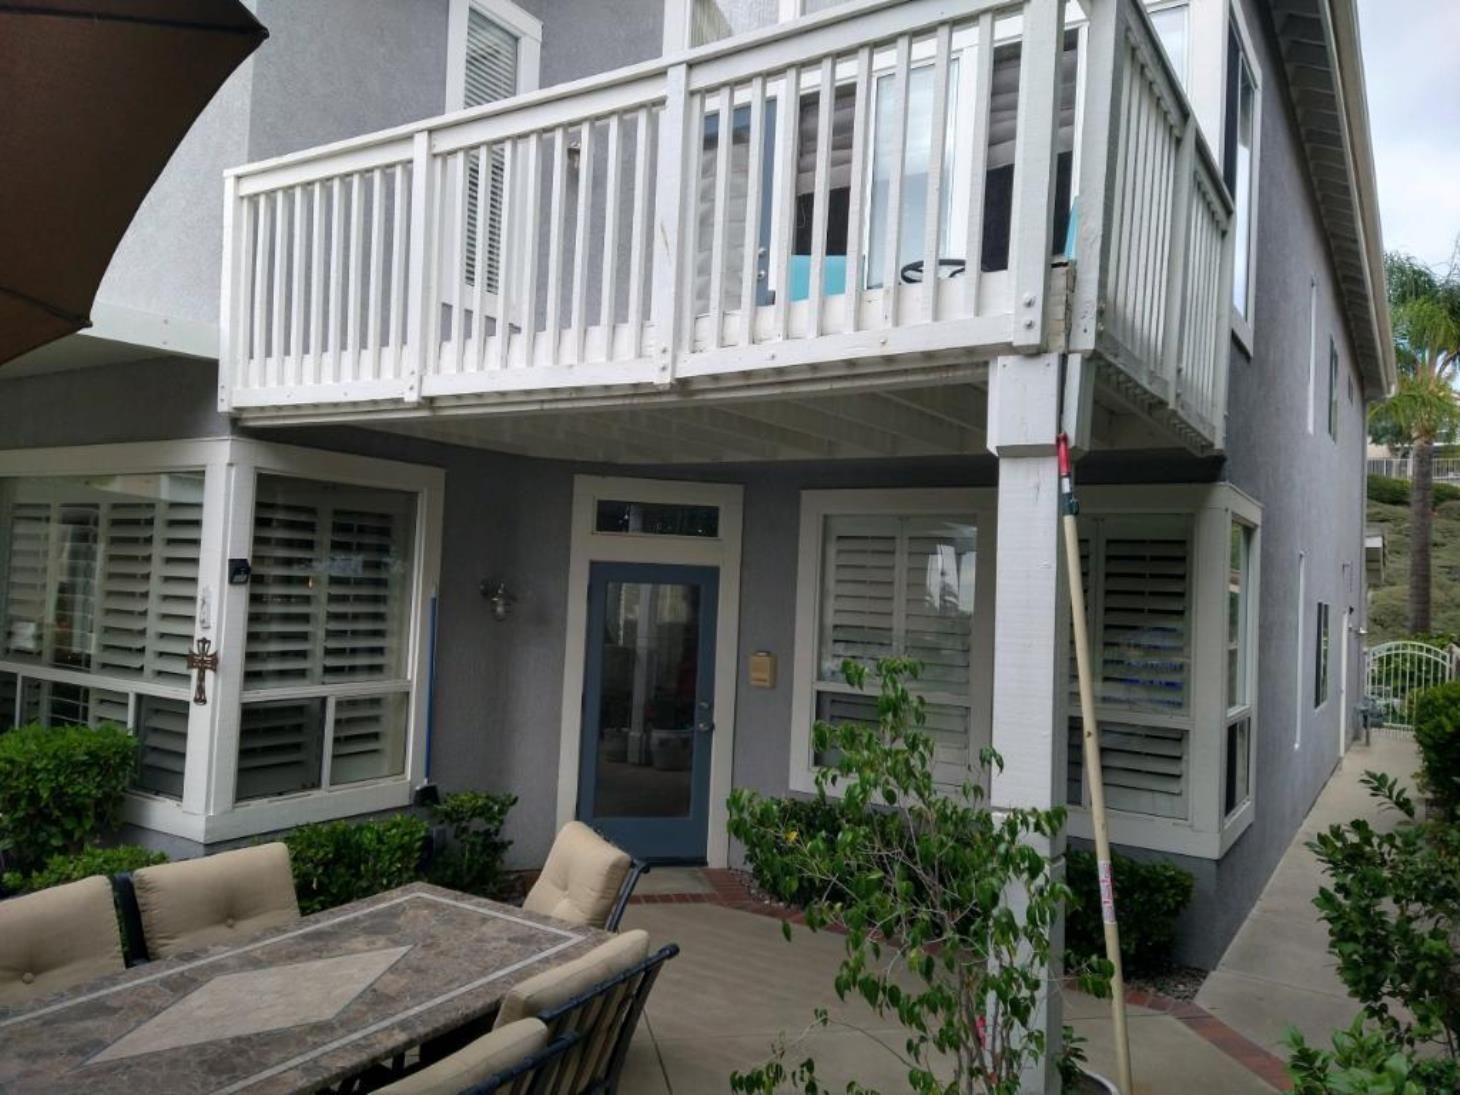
xmin=467 ymin=943 xmax=678 ymax=1095
xmin=111 ymin=871 xmax=151 ymax=966
xmin=602 ymin=859 xmax=647 ymax=933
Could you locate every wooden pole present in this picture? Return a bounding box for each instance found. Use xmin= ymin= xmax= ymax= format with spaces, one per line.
xmin=1057 ymin=432 xmax=1134 ymax=1095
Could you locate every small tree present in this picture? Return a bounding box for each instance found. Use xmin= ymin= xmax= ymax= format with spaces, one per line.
xmin=728 ymin=659 xmax=1103 ymax=1094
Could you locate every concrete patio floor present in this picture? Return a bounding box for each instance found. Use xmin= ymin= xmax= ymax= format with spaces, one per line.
xmin=1194 ymin=732 xmax=1423 ymax=1053
xmin=618 ymin=900 xmax=1277 ymax=1093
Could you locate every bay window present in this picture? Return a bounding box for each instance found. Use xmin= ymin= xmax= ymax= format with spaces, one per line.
xmin=0 ymin=440 xmax=442 ymax=843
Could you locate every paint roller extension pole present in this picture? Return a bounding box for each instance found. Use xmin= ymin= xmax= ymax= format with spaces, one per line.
xmin=1058 ymin=432 xmax=1134 ymax=1095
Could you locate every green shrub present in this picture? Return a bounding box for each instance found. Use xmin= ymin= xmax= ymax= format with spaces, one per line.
xmin=1411 ymin=681 xmax=1460 ymax=815
xmin=1437 ymin=499 xmax=1460 ymax=519
xmin=425 ymin=791 xmax=517 ymax=898
xmin=0 ymin=724 xmax=139 ymax=873
xmin=1 ymin=844 xmax=169 ymax=895
xmin=283 ymin=814 xmax=431 ymax=914
xmin=739 ymin=795 xmax=853 ymax=908
xmin=1065 ymin=849 xmax=1194 ymax=976
xmin=1437 ymin=482 xmax=1460 ymax=506
xmin=1287 ymin=1017 xmax=1448 ymax=1094
xmin=1369 ymin=475 xmax=1410 ymax=505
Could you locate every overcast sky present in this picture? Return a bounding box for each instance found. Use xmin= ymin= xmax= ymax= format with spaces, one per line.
xmin=1356 ymin=0 xmax=1460 ymax=273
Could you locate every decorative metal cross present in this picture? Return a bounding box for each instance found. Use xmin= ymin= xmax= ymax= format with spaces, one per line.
xmin=186 ymin=637 xmax=220 ymax=706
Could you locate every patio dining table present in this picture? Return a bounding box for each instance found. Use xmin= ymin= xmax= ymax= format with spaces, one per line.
xmin=0 ymin=882 xmax=610 ymax=1094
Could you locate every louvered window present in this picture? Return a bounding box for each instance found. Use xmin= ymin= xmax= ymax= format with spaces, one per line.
xmin=0 ymin=474 xmax=204 ymax=800
xmin=1067 ymin=515 xmax=1192 ymax=820
xmin=239 ymin=475 xmax=416 ymax=799
xmin=815 ymin=514 xmax=976 ymax=783
xmin=460 ymin=6 xmax=521 ymax=294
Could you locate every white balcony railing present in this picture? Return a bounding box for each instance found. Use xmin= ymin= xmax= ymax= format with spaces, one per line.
xmin=220 ymin=0 xmax=1233 ymax=452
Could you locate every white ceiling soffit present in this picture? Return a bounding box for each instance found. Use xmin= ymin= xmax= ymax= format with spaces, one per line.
xmin=1268 ymin=0 xmax=1396 ymax=399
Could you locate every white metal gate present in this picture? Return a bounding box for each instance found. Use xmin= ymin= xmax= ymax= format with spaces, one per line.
xmin=1363 ymin=641 xmax=1460 ymax=730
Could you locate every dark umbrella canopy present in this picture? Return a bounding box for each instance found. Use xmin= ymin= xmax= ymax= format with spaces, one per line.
xmin=0 ymin=1 xmax=267 ymax=365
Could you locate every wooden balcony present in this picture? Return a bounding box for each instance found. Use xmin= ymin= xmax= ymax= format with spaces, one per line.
xmin=219 ymin=0 xmax=1232 ymax=454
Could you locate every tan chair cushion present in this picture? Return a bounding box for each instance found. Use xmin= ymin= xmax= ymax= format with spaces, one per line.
xmin=0 ymin=875 xmax=124 ymax=1006
xmin=132 ymin=842 xmax=300 ymax=959
xmin=495 ymin=929 xmax=650 ymax=1028
xmin=377 ymin=1018 xmax=548 ymax=1094
xmin=521 ymin=822 xmax=631 ymax=929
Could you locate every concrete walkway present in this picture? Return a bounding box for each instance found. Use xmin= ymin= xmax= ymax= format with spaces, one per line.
xmin=619 ymin=897 xmax=1278 ymax=1093
xmin=1194 ymin=733 xmax=1423 ymax=1054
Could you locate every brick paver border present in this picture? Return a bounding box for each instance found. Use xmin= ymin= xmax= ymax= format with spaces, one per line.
xmin=630 ymin=868 xmax=1293 ymax=1092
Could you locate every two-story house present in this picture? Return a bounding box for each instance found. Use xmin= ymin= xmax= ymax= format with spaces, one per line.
xmin=0 ymin=0 xmax=1390 ymax=1007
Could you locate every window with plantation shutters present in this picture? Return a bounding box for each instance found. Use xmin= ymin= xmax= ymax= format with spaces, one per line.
xmin=815 ymin=514 xmax=976 ymax=783
xmin=240 ymin=475 xmax=416 ymax=799
xmin=1067 ymin=515 xmax=1193 ymax=821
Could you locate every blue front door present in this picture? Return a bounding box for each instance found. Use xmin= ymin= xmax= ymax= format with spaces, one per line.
xmin=577 ymin=562 xmax=718 ymax=863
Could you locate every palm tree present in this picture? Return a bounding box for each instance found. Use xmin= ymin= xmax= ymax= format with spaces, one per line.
xmin=1370 ymin=252 xmax=1460 ymax=633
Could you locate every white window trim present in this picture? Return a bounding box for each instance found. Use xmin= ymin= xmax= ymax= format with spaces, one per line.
xmin=1062 ymin=483 xmax=1261 ymax=860
xmin=1222 ymin=0 xmax=1262 ymax=350
xmin=0 ymin=438 xmax=444 ymax=845
xmin=789 ymin=487 xmax=997 ymax=797
xmin=556 ymin=475 xmax=743 ymax=868
xmin=1307 ymin=276 xmax=1318 ymax=434
xmin=445 ymin=0 xmax=543 ymax=113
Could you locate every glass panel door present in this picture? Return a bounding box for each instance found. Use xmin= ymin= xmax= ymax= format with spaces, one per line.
xmin=578 ymin=562 xmax=718 ymax=862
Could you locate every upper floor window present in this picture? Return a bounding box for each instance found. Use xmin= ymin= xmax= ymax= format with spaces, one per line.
xmin=1328 ymin=337 xmax=1340 ymax=440
xmin=1147 ymin=0 xmax=1189 ymax=88
xmin=446 ymin=0 xmax=542 ymax=111
xmin=1223 ymin=12 xmax=1259 ymax=331
xmin=1314 ymin=600 xmax=1331 ymax=708
xmin=688 ymin=0 xmax=853 ymax=48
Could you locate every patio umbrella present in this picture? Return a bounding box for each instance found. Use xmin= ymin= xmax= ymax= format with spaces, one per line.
xmin=0 ymin=0 xmax=267 ymax=366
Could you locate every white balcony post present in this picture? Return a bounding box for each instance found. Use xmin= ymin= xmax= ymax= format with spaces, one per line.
xmin=1008 ymin=0 xmax=1067 ymax=353
xmin=1069 ymin=0 xmax=1125 ymax=355
xmin=1211 ymin=184 xmax=1237 ymax=450
xmin=1161 ymin=117 xmax=1198 ymax=404
xmin=650 ymin=63 xmax=692 ymax=384
xmin=218 ymin=173 xmax=241 ymax=414
xmin=404 ymin=130 xmax=437 ymax=403
xmin=986 ymin=351 xmax=1067 ymax=1094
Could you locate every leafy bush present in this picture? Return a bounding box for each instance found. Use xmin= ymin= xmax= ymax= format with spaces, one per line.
xmin=1065 ymin=849 xmax=1194 ymax=976
xmin=1 ymin=844 xmax=169 ymax=895
xmin=1301 ymin=772 xmax=1460 ymax=1089
xmin=1366 ymin=474 xmax=1460 ymax=508
xmin=425 ymin=791 xmax=517 ymax=898
xmin=1411 ymin=680 xmax=1460 ymax=815
xmin=284 ymin=814 xmax=431 ymax=914
xmin=1287 ymin=1017 xmax=1435 ymax=1094
xmin=728 ymin=659 xmax=1105 ymax=1093
xmin=0 ymin=723 xmax=139 ymax=873
xmin=740 ymin=795 xmax=859 ymax=908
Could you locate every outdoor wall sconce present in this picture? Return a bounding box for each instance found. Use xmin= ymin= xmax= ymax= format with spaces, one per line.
xmin=479 ymin=579 xmax=516 ymax=621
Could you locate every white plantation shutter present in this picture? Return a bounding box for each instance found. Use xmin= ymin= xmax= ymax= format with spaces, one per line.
xmin=4 ymin=502 xmax=52 ymax=658
xmin=816 ymin=514 xmax=977 ymax=780
xmin=134 ymin=696 xmax=190 ymax=799
xmin=150 ymin=502 xmax=202 ymax=685
xmin=324 ymin=509 xmax=399 ymax=680
xmin=1068 ymin=718 xmax=1187 ymax=818
xmin=52 ymin=505 xmax=100 ymax=667
xmin=237 ymin=699 xmax=323 ymax=800
xmin=462 ymin=8 xmax=519 ymax=291
xmin=246 ymin=499 xmax=322 ymax=688
xmin=331 ymin=693 xmax=408 ymax=785
xmin=97 ymin=504 xmax=155 ymax=676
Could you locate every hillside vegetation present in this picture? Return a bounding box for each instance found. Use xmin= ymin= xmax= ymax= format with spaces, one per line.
xmin=1366 ymin=475 xmax=1460 ymax=642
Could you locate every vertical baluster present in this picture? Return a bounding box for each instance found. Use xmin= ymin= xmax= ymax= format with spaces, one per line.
xmin=495 ymin=139 xmax=518 ymax=371
xmin=445 ymin=151 xmax=467 ymax=373
xmin=843 ymin=48 xmax=870 ymax=332
xmin=545 ymin=126 xmax=568 ymax=366
xmin=270 ymin=190 xmax=286 ymax=387
xmin=962 ymin=14 xmax=994 ymax=319
xmin=770 ymin=63 xmax=799 ymax=341
xmin=599 ymin=114 xmax=623 ymax=361
xmin=309 ymin=181 xmax=324 ymax=382
xmin=471 ymin=144 xmax=491 ymax=371
xmin=238 ymin=194 xmax=256 ymax=389
xmin=1105 ymin=57 xmax=1137 ymax=336
xmin=627 ymin=106 xmax=651 ymax=359
xmin=368 ymin=167 xmax=385 ymax=380
xmin=571 ymin=119 xmax=595 ymax=364
xmin=1127 ymin=83 xmax=1155 ymax=360
xmin=808 ymin=57 xmax=834 ymax=338
xmin=519 ymin=133 xmax=543 ymax=368
xmin=328 ymin=176 xmax=344 ymax=382
xmin=347 ymin=172 xmax=364 ymax=377
xmin=708 ymin=84 xmax=735 ymax=350
xmin=290 ymin=186 xmax=305 ymax=385
xmin=879 ymin=36 xmax=910 ymax=329
xmin=681 ymin=90 xmax=705 ymax=355
xmin=251 ymin=193 xmax=270 ymax=391
xmin=922 ymin=25 xmax=952 ymax=323
xmin=389 ymin=164 xmax=407 ymax=377
xmin=738 ymin=75 xmax=766 ymax=347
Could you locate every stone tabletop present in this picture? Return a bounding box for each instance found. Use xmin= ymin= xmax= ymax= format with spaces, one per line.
xmin=0 ymin=882 xmax=609 ymax=1094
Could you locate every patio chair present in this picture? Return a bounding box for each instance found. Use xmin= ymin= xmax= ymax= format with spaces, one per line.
xmin=0 ymin=875 xmax=125 ymax=1006
xmin=522 ymin=823 xmax=639 ymax=931
xmin=129 ymin=842 xmax=300 ymax=959
xmin=372 ymin=1019 xmax=576 ymax=1094
xmin=493 ymin=931 xmax=679 ymax=1094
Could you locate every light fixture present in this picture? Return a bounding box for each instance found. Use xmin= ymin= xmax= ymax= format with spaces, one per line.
xmin=480 ymin=579 xmax=516 ymax=621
